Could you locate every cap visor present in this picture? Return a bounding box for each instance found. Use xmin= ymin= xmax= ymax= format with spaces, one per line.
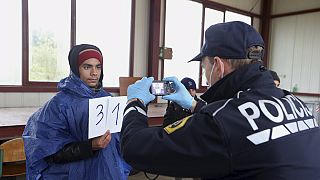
xmin=188 ymin=53 xmax=204 ymax=62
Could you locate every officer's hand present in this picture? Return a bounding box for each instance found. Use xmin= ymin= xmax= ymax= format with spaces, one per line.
xmin=92 ymin=130 xmax=112 ymax=150
xmin=162 ymin=76 xmax=193 ymax=109
xmin=127 ymin=77 xmax=156 ymax=106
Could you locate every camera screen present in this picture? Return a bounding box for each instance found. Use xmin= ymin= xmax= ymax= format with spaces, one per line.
xmin=150 ymin=81 xmax=171 ymax=96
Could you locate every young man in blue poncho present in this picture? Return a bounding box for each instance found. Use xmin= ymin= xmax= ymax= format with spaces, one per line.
xmin=23 ymin=44 xmax=131 ymax=180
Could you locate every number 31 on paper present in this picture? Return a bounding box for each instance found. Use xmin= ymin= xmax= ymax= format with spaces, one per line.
xmin=88 ymin=96 xmax=127 ymax=139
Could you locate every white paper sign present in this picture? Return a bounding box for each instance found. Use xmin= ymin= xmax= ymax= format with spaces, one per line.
xmin=105 ymin=96 xmax=127 ymax=133
xmin=88 ymin=97 xmax=107 ymax=139
xmin=88 ymin=96 xmax=127 ymax=139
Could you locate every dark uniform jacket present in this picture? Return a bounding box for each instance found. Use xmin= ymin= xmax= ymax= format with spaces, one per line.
xmin=163 ymin=95 xmax=206 ymax=127
xmin=121 ymin=63 xmax=320 ymax=180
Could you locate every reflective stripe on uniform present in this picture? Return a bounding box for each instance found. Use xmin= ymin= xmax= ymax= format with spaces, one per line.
xmin=123 ymin=106 xmax=147 ymax=117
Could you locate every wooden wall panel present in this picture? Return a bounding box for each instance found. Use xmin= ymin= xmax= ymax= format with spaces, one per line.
xmin=269 ymin=12 xmax=320 ymax=94
xmin=272 ymin=0 xmax=320 ymax=15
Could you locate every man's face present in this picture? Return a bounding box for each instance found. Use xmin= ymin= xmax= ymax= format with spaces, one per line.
xmin=201 ymin=56 xmax=219 ymax=87
xmin=274 ymin=80 xmax=280 ymax=88
xmin=189 ymin=89 xmax=197 ymax=97
xmin=79 ymin=58 xmax=102 ymax=89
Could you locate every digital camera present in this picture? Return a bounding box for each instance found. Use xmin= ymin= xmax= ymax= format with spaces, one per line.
xmin=150 ymin=80 xmax=174 ymax=96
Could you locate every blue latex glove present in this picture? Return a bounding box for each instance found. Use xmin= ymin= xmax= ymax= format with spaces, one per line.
xmin=127 ymin=77 xmax=156 ymax=106
xmin=162 ymin=76 xmax=193 ymax=109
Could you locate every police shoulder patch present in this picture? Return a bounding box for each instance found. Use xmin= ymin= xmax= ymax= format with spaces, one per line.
xmin=164 ymin=115 xmax=192 ymax=134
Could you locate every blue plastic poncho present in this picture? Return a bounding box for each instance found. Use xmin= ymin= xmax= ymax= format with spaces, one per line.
xmin=23 ymin=73 xmax=131 ymax=180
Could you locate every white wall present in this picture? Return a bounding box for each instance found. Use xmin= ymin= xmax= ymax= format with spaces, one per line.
xmin=0 ymin=92 xmax=55 ymax=108
xmin=133 ymin=0 xmax=150 ymax=77
xmin=269 ymin=1 xmax=320 ymax=99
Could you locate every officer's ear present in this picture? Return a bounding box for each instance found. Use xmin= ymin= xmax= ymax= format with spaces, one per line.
xmin=213 ymin=57 xmax=225 ymax=79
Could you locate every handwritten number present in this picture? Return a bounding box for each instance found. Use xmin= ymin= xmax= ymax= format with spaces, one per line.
xmin=112 ymin=103 xmax=120 ymax=125
xmin=95 ymin=102 xmax=120 ymax=126
xmin=96 ymin=104 xmax=104 ymax=125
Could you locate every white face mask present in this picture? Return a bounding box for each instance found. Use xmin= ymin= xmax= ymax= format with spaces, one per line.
xmin=221 ymin=62 xmax=225 ymax=79
xmin=208 ymin=60 xmax=224 ymax=88
xmin=208 ymin=62 xmax=215 ymax=87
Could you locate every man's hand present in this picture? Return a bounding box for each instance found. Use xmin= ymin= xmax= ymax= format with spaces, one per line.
xmin=127 ymin=77 xmax=156 ymax=106
xmin=162 ymin=76 xmax=193 ymax=109
xmin=92 ymin=130 xmax=112 ymax=150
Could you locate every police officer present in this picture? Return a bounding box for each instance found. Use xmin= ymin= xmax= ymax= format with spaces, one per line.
xmin=269 ymin=70 xmax=281 ymax=87
xmin=121 ymin=21 xmax=320 ymax=179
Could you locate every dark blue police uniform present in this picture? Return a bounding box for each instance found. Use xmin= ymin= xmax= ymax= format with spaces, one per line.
xmin=121 ymin=62 xmax=320 ymax=179
xmin=163 ymin=95 xmax=206 ymax=127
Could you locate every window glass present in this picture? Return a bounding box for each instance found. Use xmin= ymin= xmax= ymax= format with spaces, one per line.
xmin=202 ymin=8 xmax=224 ymax=86
xmin=0 ymin=0 xmax=22 ymax=85
xmin=76 ymin=0 xmax=132 ymax=87
xmin=204 ymin=8 xmax=224 ymax=30
xmin=164 ymin=0 xmax=202 ymax=88
xmin=225 ymin=11 xmax=251 ymax=25
xmin=28 ymin=0 xmax=71 ymax=82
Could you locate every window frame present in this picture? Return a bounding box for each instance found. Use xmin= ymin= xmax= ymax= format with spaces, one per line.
xmin=162 ymin=0 xmax=260 ymax=92
xmin=199 ymin=2 xmax=258 ymax=91
xmin=0 ymin=0 xmax=135 ymax=93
